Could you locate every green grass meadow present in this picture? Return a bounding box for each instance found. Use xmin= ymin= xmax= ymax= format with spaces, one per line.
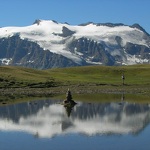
xmin=0 ymin=64 xmax=150 ymax=103
xmin=0 ymin=64 xmax=150 ymax=87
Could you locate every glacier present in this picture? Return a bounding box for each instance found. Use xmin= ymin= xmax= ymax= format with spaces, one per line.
xmin=0 ymin=19 xmax=150 ymax=68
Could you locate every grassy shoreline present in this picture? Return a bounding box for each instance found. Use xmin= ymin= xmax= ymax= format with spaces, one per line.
xmin=0 ymin=83 xmax=150 ymax=95
xmin=0 ymin=84 xmax=150 ymax=103
xmin=0 ymin=64 xmax=150 ymax=103
xmin=0 ymin=81 xmax=150 ymax=95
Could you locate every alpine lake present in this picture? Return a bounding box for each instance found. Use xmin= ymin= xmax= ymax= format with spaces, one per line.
xmin=0 ymin=92 xmax=150 ymax=150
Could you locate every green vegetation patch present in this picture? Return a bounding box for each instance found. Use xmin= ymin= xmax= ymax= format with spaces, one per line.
xmin=0 ymin=64 xmax=150 ymax=94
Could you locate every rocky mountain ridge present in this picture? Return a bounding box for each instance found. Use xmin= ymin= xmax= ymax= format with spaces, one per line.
xmin=0 ymin=19 xmax=150 ymax=69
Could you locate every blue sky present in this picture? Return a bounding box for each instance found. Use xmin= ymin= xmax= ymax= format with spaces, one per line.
xmin=0 ymin=0 xmax=150 ymax=33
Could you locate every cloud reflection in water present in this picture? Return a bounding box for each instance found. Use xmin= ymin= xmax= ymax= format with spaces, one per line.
xmin=0 ymin=100 xmax=150 ymax=138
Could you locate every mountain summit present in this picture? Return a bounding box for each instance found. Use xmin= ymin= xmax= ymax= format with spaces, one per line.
xmin=0 ymin=19 xmax=150 ymax=69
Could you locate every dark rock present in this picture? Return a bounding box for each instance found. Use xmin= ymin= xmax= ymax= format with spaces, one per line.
xmin=131 ymin=23 xmax=150 ymax=36
xmin=63 ymin=89 xmax=77 ymax=106
xmin=33 ymin=19 xmax=41 ymax=25
xmin=54 ymin=26 xmax=75 ymax=37
xmin=68 ymin=37 xmax=115 ymax=65
xmin=0 ymin=35 xmax=80 ymax=69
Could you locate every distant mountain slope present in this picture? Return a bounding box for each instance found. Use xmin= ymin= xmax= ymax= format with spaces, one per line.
xmin=0 ymin=20 xmax=150 ymax=69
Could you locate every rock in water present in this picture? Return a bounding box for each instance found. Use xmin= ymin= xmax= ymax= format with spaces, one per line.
xmin=63 ymin=89 xmax=77 ymax=106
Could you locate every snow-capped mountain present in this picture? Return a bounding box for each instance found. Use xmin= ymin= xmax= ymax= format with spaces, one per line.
xmin=0 ymin=19 xmax=150 ymax=69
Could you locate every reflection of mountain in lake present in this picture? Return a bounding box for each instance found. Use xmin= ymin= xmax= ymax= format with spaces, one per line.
xmin=0 ymin=99 xmax=150 ymax=138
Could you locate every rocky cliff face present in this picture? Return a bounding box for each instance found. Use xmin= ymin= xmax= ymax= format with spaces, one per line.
xmin=0 ymin=20 xmax=150 ymax=69
xmin=0 ymin=35 xmax=81 ymax=69
xmin=68 ymin=37 xmax=115 ymax=65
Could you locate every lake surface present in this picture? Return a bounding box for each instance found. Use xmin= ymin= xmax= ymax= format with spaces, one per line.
xmin=0 ymin=97 xmax=150 ymax=150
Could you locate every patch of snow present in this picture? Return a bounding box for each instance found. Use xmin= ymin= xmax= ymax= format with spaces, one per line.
xmin=110 ymin=49 xmax=122 ymax=56
xmin=74 ymin=48 xmax=83 ymax=56
xmin=0 ymin=20 xmax=149 ymax=64
xmin=86 ymin=61 xmax=103 ymax=65
xmin=0 ymin=58 xmax=12 ymax=65
xmin=123 ymin=54 xmax=149 ymax=65
xmin=86 ymin=57 xmax=102 ymax=65
xmin=27 ymin=60 xmax=34 ymax=63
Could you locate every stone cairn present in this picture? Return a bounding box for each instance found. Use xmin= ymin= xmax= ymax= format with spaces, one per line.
xmin=63 ymin=89 xmax=76 ymax=106
xmin=66 ymin=89 xmax=72 ymax=101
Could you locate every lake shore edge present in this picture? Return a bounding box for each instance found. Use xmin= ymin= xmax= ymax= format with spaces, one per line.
xmin=0 ymin=84 xmax=150 ymax=99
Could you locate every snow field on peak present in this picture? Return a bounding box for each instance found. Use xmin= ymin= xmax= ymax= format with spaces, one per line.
xmin=73 ymin=24 xmax=148 ymax=47
xmin=0 ymin=20 xmax=148 ymax=45
xmin=0 ymin=20 xmax=149 ymax=65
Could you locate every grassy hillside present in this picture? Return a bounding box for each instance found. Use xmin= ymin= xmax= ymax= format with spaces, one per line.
xmin=0 ymin=66 xmax=56 ymax=88
xmin=0 ymin=64 xmax=150 ymax=87
xmin=46 ymin=64 xmax=150 ymax=85
xmin=0 ymin=65 xmax=150 ymax=102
